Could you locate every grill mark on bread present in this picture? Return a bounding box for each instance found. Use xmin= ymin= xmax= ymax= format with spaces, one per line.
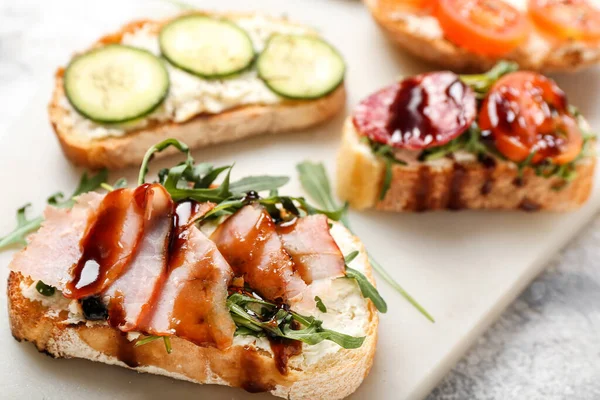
xmin=480 ymin=157 xmax=496 ymax=196
xmin=413 ymin=166 xmax=432 ymax=211
xmin=519 ymin=198 xmax=541 ymax=212
xmin=116 ymin=331 xmax=139 ymax=368
xmin=448 ymin=163 xmax=466 ymax=210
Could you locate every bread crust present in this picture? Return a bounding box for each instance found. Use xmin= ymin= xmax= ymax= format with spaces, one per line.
xmin=7 ymin=225 xmax=378 ymax=400
xmin=337 ymin=118 xmax=596 ymax=212
xmin=364 ymin=0 xmax=600 ymax=73
xmin=49 ymin=12 xmax=346 ymax=170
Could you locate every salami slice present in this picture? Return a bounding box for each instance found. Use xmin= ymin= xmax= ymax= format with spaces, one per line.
xmin=352 ymin=71 xmax=476 ymax=150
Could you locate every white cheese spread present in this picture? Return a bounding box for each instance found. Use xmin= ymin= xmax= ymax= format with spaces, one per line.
xmin=61 ymin=16 xmax=312 ymax=141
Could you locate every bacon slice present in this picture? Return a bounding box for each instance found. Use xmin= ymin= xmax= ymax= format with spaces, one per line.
xmin=144 ymin=226 xmax=235 ymax=349
xmin=9 ymin=192 xmax=104 ymax=290
xmin=210 ymin=204 xmax=307 ymax=302
xmin=65 ymin=187 xmax=147 ymax=298
xmin=277 ymin=215 xmax=345 ymax=284
xmin=105 ymin=184 xmax=173 ymax=331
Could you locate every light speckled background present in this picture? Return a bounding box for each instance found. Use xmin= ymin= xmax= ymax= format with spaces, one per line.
xmin=1 ymin=0 xmax=599 ymax=399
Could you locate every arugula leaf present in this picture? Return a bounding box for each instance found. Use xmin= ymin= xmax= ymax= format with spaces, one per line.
xmin=162 ymin=0 xmax=195 ymax=9
xmin=0 ymin=205 xmax=44 ymax=249
xmin=138 ymin=138 xmax=192 ymax=185
xmin=344 ymin=251 xmax=388 ymax=313
xmin=381 ymin=158 xmax=393 ymax=201
xmin=139 ymin=139 xmax=291 ymax=205
xmin=48 ymin=169 xmax=109 ymax=209
xmin=296 ymin=162 xmax=339 ymax=212
xmin=72 ymin=169 xmax=110 ymax=198
xmin=297 ymin=161 xmax=435 ymax=322
xmin=346 ymin=266 xmax=388 ymax=313
xmin=112 ymin=178 xmax=128 ymax=189
xmin=0 ymin=170 xmax=109 ymax=251
xmin=359 ymin=138 xmax=407 ymax=200
xmin=344 ymin=251 xmax=359 ymax=264
xmin=229 ymin=176 xmax=290 ymax=195
xmin=134 ymin=335 xmax=172 ymax=354
xmin=282 ymin=318 xmax=365 ymax=349
xmin=35 ymin=280 xmax=55 ymax=297
xmin=315 ymin=296 xmax=327 ymax=313
xmin=460 ymin=61 xmax=518 ymax=97
xmin=227 ymin=293 xmax=364 ymax=349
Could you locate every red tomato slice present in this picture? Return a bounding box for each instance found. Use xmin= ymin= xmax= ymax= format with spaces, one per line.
xmin=353 ymin=71 xmax=477 ymax=150
xmin=379 ymin=0 xmax=433 ymax=12
xmin=529 ymin=0 xmax=600 ymax=41
xmin=435 ymin=0 xmax=529 ymax=56
xmin=479 ymin=71 xmax=583 ymax=165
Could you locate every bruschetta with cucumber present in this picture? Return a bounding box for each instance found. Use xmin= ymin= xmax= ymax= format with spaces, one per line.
xmin=50 ymin=12 xmax=346 ymax=169
xmin=365 ymin=0 xmax=600 ymax=72
xmin=337 ymin=62 xmax=596 ymax=211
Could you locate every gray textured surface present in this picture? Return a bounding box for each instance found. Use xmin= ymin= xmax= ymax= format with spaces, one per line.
xmin=429 ymin=217 xmax=600 ymax=400
xmin=1 ymin=1 xmax=599 ymax=399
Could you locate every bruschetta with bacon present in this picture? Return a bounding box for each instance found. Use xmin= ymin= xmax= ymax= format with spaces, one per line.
xmin=365 ymin=0 xmax=600 ymax=72
xmin=337 ymin=62 xmax=596 ymax=211
xmin=5 ymin=140 xmax=382 ymax=400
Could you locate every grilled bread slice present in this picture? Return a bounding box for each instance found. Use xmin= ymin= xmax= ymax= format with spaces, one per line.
xmin=364 ymin=0 xmax=600 ymax=73
xmin=49 ymin=12 xmax=346 ymax=170
xmin=7 ymin=221 xmax=377 ymax=400
xmin=337 ymin=119 xmax=596 ymax=212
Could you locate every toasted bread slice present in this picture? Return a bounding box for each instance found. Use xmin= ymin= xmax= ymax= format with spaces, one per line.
xmin=364 ymin=0 xmax=600 ymax=73
xmin=337 ymin=118 xmax=596 ymax=212
xmin=7 ymin=222 xmax=377 ymax=400
xmin=49 ymin=13 xmax=346 ymax=170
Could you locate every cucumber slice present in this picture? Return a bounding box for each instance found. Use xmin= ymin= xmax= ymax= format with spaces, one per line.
xmin=64 ymin=45 xmax=169 ymax=124
xmin=159 ymin=15 xmax=255 ymax=79
xmin=257 ymin=34 xmax=345 ymax=100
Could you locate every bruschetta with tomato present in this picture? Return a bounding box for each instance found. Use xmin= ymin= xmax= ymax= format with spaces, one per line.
xmin=5 ymin=139 xmax=382 ymax=400
xmin=337 ymin=63 xmax=596 ymax=211
xmin=365 ymin=0 xmax=600 ymax=72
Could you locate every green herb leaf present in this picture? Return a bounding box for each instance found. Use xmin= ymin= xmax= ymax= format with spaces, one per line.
xmin=112 ymin=178 xmax=128 ymax=189
xmin=296 ymin=161 xmax=435 ymax=321
xmin=296 ymin=162 xmax=338 ymax=210
xmin=163 ymin=337 xmax=173 ymax=354
xmin=0 ymin=205 xmax=44 ymax=249
xmin=138 ymin=139 xmax=290 ymax=205
xmin=344 ymin=251 xmax=359 ymax=264
xmin=281 ymin=320 xmax=365 ymax=349
xmin=138 ymin=138 xmax=192 ymax=185
xmin=460 ymin=61 xmax=518 ymax=97
xmin=134 ymin=335 xmax=162 ymax=347
xmin=315 ymin=296 xmax=327 ymax=313
xmin=380 ymin=158 xmax=393 ymax=201
xmin=227 ymin=293 xmax=364 ymax=349
xmin=346 ymin=266 xmax=388 ymax=313
xmin=48 ymin=169 xmax=109 ymax=209
xmin=229 ymin=176 xmax=290 ymax=195
xmin=72 ymin=169 xmax=110 ymax=198
xmin=0 ymin=170 xmax=109 ymax=251
xmin=36 ymin=280 xmax=56 ymax=297
xmin=134 ymin=335 xmax=172 ymax=354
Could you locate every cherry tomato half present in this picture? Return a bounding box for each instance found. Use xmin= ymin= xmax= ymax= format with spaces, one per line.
xmin=378 ymin=0 xmax=433 ymax=13
xmin=353 ymin=71 xmax=477 ymax=149
xmin=479 ymin=71 xmax=583 ymax=165
xmin=435 ymin=0 xmax=529 ymax=56
xmin=529 ymin=0 xmax=600 ymax=41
